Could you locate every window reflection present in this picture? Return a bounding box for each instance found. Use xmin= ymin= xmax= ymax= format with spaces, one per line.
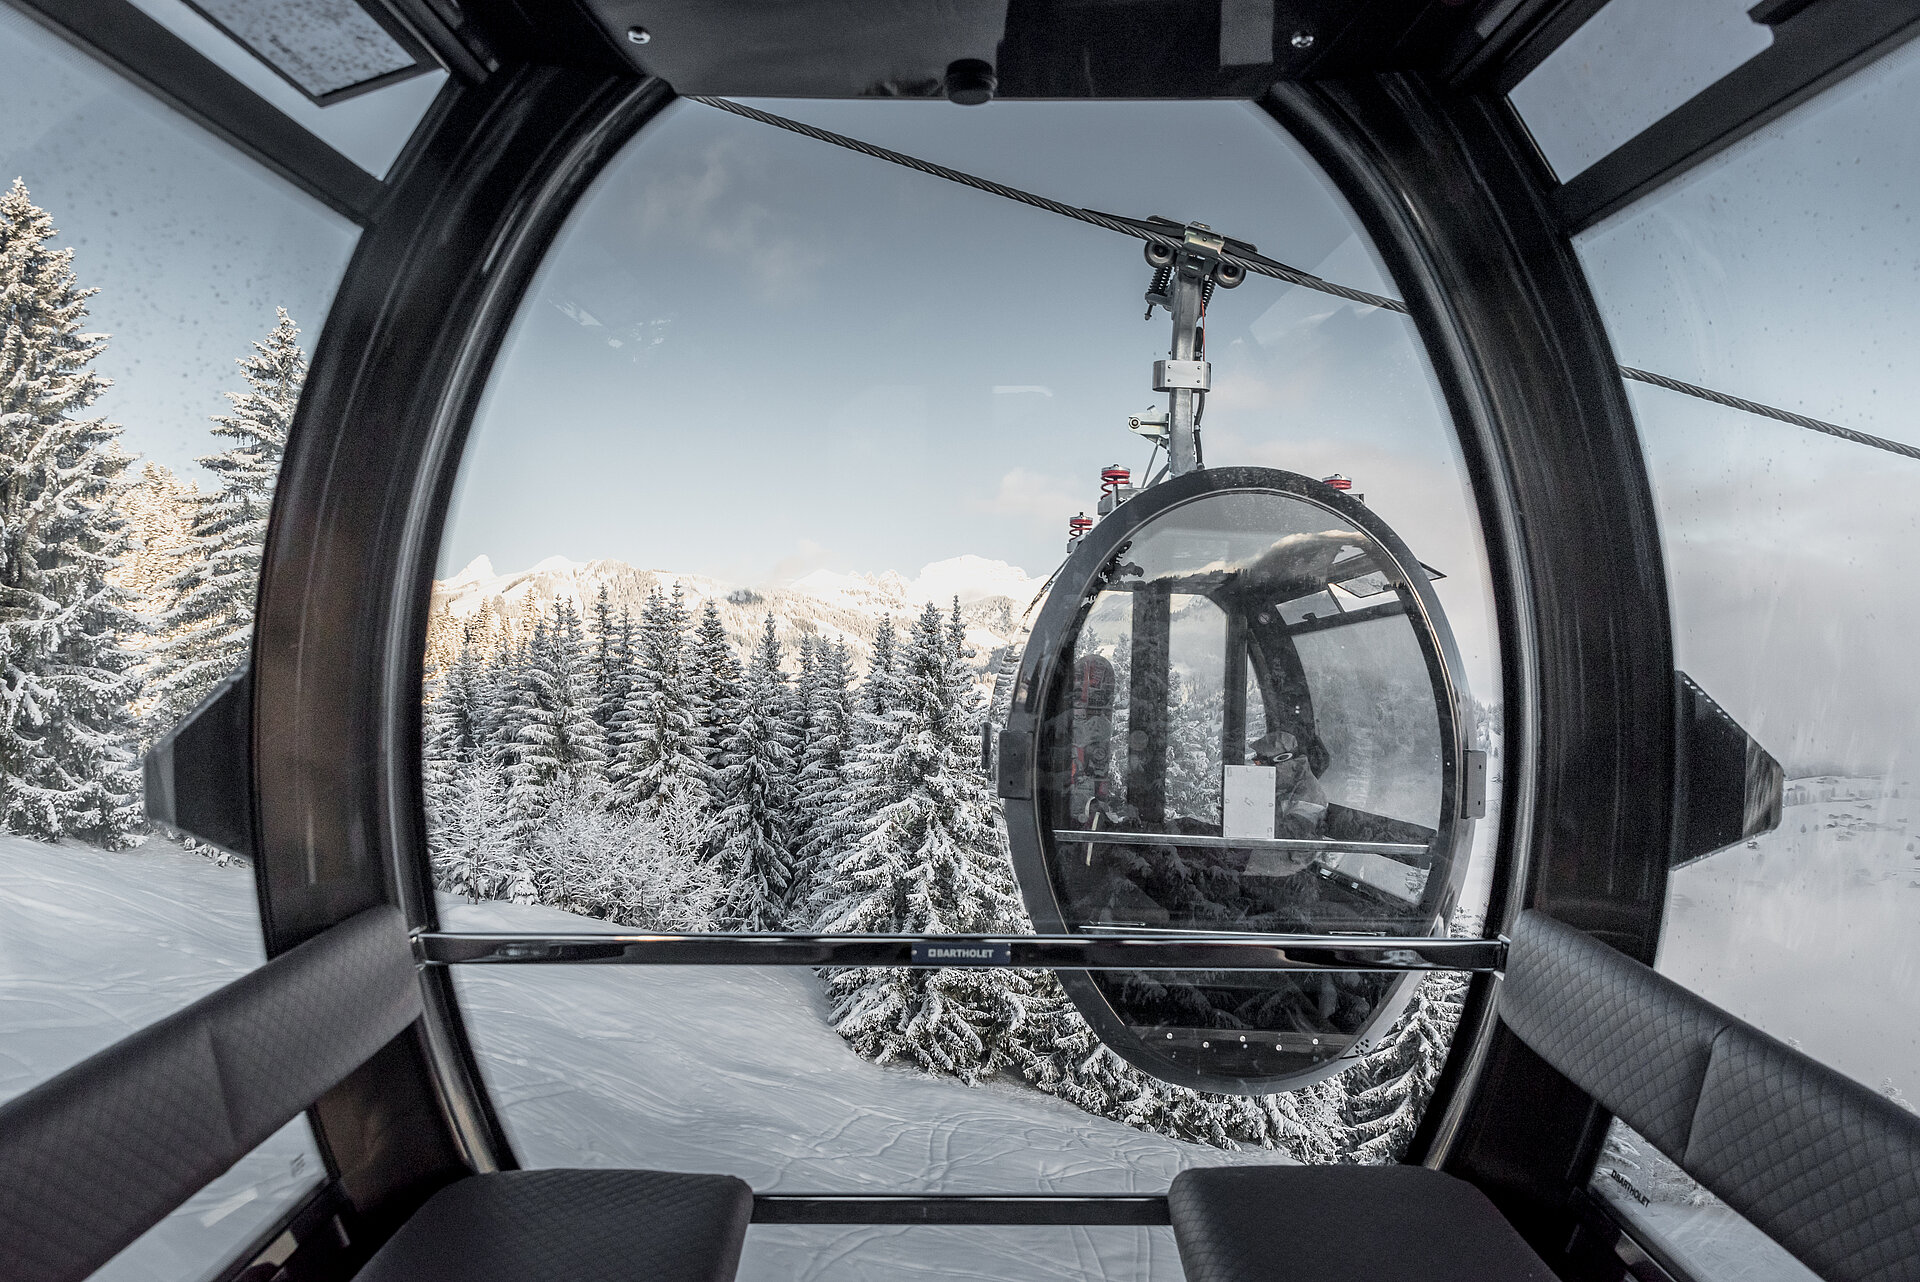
xmin=123 ymin=0 xmax=447 ymax=175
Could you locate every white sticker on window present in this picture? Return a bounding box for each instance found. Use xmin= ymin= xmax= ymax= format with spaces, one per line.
xmin=1221 ymin=764 xmax=1277 ymax=840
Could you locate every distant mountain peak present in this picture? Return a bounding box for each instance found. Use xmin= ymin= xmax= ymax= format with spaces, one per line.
xmin=427 ymin=553 xmax=1032 ymax=679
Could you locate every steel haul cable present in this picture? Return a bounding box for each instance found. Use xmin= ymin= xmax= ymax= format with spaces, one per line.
xmin=689 ymin=95 xmax=1919 ymax=466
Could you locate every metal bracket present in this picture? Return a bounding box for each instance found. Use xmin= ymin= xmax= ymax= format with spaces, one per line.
xmin=1138 ymin=219 xmax=1248 ymax=476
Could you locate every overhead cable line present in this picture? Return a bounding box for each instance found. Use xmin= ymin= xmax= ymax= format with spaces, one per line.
xmin=688 ymin=95 xmax=1404 ymax=311
xmin=689 ymin=96 xmax=1919 ymax=465
xmin=1615 ymin=367 xmax=1920 ymax=462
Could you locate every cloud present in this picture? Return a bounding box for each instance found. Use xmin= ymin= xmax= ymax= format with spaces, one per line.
xmin=766 ymin=538 xmax=834 ymax=587
xmin=992 ymin=385 xmax=1054 ymax=397
xmin=974 ymin=467 xmax=1082 ymax=527
xmin=630 ymin=139 xmax=826 ymax=300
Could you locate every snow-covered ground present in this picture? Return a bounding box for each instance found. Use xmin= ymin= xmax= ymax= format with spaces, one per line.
xmin=444 ymin=895 xmax=1279 ymax=1281
xmin=0 ymin=836 xmax=319 ymax=1282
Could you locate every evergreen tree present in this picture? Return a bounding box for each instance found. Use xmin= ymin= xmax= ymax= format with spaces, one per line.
xmin=608 ymin=585 xmax=709 ymax=813
xmin=0 ymin=180 xmax=141 ymax=845
xmin=818 ymin=603 xmax=1027 ymax=1082
xmin=786 ymin=639 xmax=855 ymax=923
xmin=423 ymin=624 xmax=489 ymax=819
xmin=495 ymin=601 xmax=604 ymax=844
xmin=109 ymin=461 xmax=196 ymax=629
xmin=687 ymin=597 xmax=743 ymax=771
xmin=1338 ymin=969 xmax=1468 ymax=1164
xmin=714 ymin=615 xmax=795 ymax=929
xmin=146 ymin=308 xmax=305 ymax=730
xmin=863 ymin=615 xmax=900 ymax=717
xmin=430 ymin=760 xmax=516 ymax=902
xmin=587 ymin=583 xmax=624 ymax=732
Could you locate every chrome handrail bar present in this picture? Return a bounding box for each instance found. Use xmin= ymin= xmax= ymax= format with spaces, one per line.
xmin=415 ymin=930 xmax=1505 ymax=972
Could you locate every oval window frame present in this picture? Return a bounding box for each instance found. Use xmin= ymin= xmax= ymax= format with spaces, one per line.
xmin=1001 ymin=464 xmax=1478 ymax=1093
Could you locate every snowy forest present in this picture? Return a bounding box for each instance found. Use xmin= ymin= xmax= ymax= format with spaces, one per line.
xmin=422 ymin=582 xmax=1471 ymax=1159
xmin=2 ymin=174 xmax=1463 ymax=1163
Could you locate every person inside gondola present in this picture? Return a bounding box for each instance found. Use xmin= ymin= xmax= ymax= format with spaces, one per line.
xmin=1250 ymin=727 xmax=1328 ymax=839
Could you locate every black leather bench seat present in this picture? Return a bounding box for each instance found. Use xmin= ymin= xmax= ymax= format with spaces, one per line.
xmin=354 ymin=1168 xmax=754 ymax=1282
xmin=1169 ymin=1165 xmax=1554 ymax=1282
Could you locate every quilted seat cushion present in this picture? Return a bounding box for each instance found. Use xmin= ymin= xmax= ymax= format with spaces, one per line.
xmin=1169 ymin=1165 xmax=1553 ymax=1282
xmin=354 ymin=1169 xmax=754 ymax=1282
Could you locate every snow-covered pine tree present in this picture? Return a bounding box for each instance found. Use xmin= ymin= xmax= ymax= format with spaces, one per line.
xmin=604 ymin=586 xmax=661 ymax=793
xmin=790 ymin=632 xmax=818 ymax=742
xmin=687 ymin=597 xmax=743 ymax=773
xmin=1337 ymin=967 xmax=1468 ymax=1164
xmin=714 ymin=615 xmax=796 ymax=929
xmin=109 ymin=461 xmax=196 ymax=633
xmin=587 ymin=582 xmax=623 ymax=732
xmin=430 ymin=759 xmax=516 ymax=902
xmin=817 ymin=603 xmax=1029 ymax=1083
xmin=423 ymin=622 xmax=490 ymax=822
xmin=0 ymin=180 xmax=142 ymax=846
xmin=608 ymin=584 xmax=709 ymax=814
xmin=145 ymin=308 xmax=305 ymax=732
xmin=786 ymin=638 xmax=855 ymax=924
xmin=864 ymin=615 xmax=899 ymax=717
xmin=495 ymin=600 xmax=604 ymax=845
xmin=946 ymin=596 xmax=968 ymax=661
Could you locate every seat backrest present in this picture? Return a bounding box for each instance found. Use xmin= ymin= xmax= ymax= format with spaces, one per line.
xmin=1502 ymin=909 xmax=1920 ymax=1282
xmin=0 ymin=905 xmax=420 ymax=1282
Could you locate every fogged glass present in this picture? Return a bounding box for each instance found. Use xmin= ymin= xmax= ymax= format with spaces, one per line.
xmin=1507 ymin=0 xmax=1772 ymax=180
xmin=1575 ymin=36 xmax=1920 ymax=1277
xmin=185 ymin=0 xmax=420 ymax=98
xmin=1037 ymin=490 xmax=1448 ymax=1080
xmin=125 ymin=0 xmax=447 ymax=174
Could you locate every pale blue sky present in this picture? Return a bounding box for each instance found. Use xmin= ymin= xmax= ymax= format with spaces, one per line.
xmin=440 ymin=95 xmax=1501 ymax=700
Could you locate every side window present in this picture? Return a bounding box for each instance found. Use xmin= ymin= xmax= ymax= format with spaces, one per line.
xmin=1 ymin=3 xmax=358 ymax=1275
xmin=1573 ymin=34 xmax=1920 ymax=1281
xmin=428 ymin=92 xmax=1506 ymax=1256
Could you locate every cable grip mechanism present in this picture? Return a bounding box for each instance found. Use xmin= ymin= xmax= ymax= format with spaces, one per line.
xmin=1136 ymin=219 xmax=1249 ymax=476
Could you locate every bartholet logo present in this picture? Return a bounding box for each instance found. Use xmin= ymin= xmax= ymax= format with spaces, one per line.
xmin=910 ymin=942 xmax=1012 ymax=965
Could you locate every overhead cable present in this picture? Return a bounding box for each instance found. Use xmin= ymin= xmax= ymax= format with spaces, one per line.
xmin=688 ymin=96 xmax=1405 ymax=311
xmin=1617 ymin=367 xmax=1920 ymax=461
xmin=690 ymin=96 xmax=1918 ymax=465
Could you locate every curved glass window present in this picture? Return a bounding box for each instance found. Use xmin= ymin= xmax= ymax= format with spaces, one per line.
xmin=429 ymin=97 xmax=1505 ymax=1270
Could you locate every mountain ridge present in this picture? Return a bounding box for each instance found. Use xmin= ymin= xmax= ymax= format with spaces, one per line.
xmin=425 ymin=553 xmax=1040 ymax=677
